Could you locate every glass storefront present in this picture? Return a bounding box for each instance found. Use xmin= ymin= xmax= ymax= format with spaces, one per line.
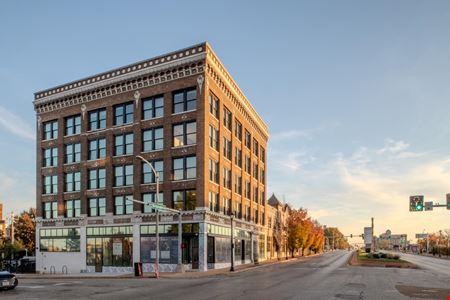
xmin=86 ymin=226 xmax=133 ymax=267
xmin=140 ymin=223 xmax=199 ymax=266
xmin=40 ymin=227 xmax=80 ymax=252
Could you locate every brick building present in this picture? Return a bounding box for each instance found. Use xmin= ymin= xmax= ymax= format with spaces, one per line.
xmin=34 ymin=43 xmax=269 ymax=273
xmin=266 ymin=194 xmax=290 ymax=260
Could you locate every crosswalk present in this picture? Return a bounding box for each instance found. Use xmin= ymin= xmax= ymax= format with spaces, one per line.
xmin=18 ymin=281 xmax=82 ymax=289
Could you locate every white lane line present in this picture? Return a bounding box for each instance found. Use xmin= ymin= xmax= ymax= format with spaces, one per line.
xmin=18 ymin=285 xmax=45 ymax=289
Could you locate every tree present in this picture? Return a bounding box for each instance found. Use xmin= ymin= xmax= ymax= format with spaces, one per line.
xmin=287 ymin=208 xmax=308 ymax=257
xmin=14 ymin=208 xmax=36 ymax=255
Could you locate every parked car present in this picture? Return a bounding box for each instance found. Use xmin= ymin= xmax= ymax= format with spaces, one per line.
xmin=0 ymin=271 xmax=18 ymax=290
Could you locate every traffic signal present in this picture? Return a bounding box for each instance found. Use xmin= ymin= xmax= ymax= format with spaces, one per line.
xmin=409 ymin=195 xmax=424 ymax=212
xmin=447 ymin=194 xmax=450 ymax=210
xmin=350 ymin=234 xmax=353 ymax=238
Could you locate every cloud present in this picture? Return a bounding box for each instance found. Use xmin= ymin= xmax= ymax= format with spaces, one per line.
xmin=268 ymin=139 xmax=450 ymax=242
xmin=0 ymin=172 xmax=35 ymax=216
xmin=271 ymin=129 xmax=314 ymax=140
xmin=0 ymin=105 xmax=35 ymax=141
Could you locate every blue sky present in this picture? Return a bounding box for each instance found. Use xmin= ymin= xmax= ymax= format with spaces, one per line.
xmin=1 ymin=0 xmax=449 ymax=241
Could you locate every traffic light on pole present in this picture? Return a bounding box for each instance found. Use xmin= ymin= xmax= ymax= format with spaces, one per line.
xmin=409 ymin=195 xmax=424 ymax=212
xmin=447 ymin=194 xmax=450 ymax=210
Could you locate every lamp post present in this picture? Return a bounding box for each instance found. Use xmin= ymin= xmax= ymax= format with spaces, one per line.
xmin=136 ymin=155 xmax=160 ymax=277
xmin=129 ymin=155 xmax=184 ymax=276
xmin=230 ymin=215 xmax=235 ymax=272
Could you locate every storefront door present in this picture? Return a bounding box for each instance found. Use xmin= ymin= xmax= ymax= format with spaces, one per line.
xmin=241 ymin=239 xmax=245 ymax=263
xmin=192 ymin=237 xmax=199 ymax=269
xmin=95 ymin=247 xmax=103 ymax=272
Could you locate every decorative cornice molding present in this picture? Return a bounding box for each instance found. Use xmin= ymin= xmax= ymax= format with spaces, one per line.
xmin=204 ymin=43 xmax=269 ymax=139
xmin=34 ymin=43 xmax=206 ymax=104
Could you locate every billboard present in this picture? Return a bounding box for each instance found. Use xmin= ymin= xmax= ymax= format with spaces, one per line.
xmin=364 ymin=227 xmax=373 ymax=245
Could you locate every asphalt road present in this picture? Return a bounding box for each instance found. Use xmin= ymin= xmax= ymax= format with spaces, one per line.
xmin=2 ymin=250 xmax=449 ymax=300
xmin=392 ymin=252 xmax=450 ymax=276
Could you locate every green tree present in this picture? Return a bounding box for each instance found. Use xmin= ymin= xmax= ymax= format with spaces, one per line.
xmin=14 ymin=208 xmax=36 ymax=255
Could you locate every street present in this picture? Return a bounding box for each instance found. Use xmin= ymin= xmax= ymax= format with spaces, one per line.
xmin=1 ymin=250 xmax=449 ymax=300
xmin=393 ymin=252 xmax=450 ymax=276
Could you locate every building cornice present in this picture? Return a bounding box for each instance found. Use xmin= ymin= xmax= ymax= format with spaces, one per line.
xmin=204 ymin=43 xmax=269 ymax=140
xmin=34 ymin=43 xmax=207 ymax=110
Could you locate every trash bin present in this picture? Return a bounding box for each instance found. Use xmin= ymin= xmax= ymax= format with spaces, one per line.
xmin=134 ymin=262 xmax=143 ymax=277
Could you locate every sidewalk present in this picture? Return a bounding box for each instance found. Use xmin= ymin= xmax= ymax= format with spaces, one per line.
xmin=16 ymin=253 xmax=323 ymax=280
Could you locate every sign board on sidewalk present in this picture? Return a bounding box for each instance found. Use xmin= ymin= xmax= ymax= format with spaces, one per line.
xmin=415 ymin=233 xmax=427 ymax=239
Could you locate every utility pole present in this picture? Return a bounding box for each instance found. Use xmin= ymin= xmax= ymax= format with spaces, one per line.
xmin=371 ymin=217 xmax=374 ymax=252
xmin=439 ymin=230 xmax=442 ymax=258
xmin=10 ymin=211 xmax=14 ymax=244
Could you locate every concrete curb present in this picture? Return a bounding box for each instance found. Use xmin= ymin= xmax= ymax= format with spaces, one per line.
xmin=16 ymin=253 xmax=325 ymax=280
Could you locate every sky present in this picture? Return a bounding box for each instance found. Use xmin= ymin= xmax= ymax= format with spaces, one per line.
xmin=0 ymin=0 xmax=449 ymax=243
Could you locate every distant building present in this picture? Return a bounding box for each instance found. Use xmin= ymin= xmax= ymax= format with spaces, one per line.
xmin=377 ymin=229 xmax=407 ymax=250
xmin=0 ymin=203 xmax=5 ymax=237
xmin=266 ymin=194 xmax=290 ymax=259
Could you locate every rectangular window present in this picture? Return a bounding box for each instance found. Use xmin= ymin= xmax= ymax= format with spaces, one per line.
xmin=88 ymin=108 xmax=106 ymax=131
xmin=254 ymin=186 xmax=259 ymax=203
xmin=142 ymin=192 xmax=164 ymax=213
xmin=114 ymin=102 xmax=134 ymax=125
xmin=173 ymin=88 xmax=196 ymax=114
xmin=88 ymin=168 xmax=106 ymax=189
xmin=142 ymin=128 xmax=163 ymax=151
xmin=89 ymin=197 xmax=106 ymax=217
xmin=223 ymin=138 xmax=231 ymax=160
xmin=208 ymin=191 xmax=219 ymax=212
xmin=244 ymin=156 xmax=251 ymax=174
xmin=65 ymin=172 xmax=81 ymax=192
xmin=114 ymin=195 xmax=133 ymax=215
xmin=44 ymin=201 xmax=58 ymax=219
xmin=245 ymin=181 xmax=251 ymax=199
xmin=235 ymin=147 xmax=242 ymax=167
xmin=234 ymin=174 xmax=242 ymax=195
xmin=261 ymin=190 xmax=265 ymax=204
xmin=43 ymin=120 xmax=58 ymax=140
xmin=43 ymin=147 xmax=58 ymax=167
xmin=142 ymin=160 xmax=164 ymax=183
xmin=260 ymin=168 xmax=265 ymax=183
xmin=172 ymin=190 xmax=196 ymax=211
xmin=223 ymin=197 xmax=231 ymax=215
xmin=235 ymin=202 xmax=242 ymax=219
xmin=142 ymin=95 xmax=164 ymax=120
xmin=253 ymin=162 xmax=259 ymax=180
xmin=173 ymin=156 xmax=196 ymax=181
xmin=209 ymin=125 xmax=219 ymax=151
xmin=223 ymin=168 xmax=231 ymax=190
xmin=39 ymin=228 xmax=80 ymax=252
xmin=43 ymin=175 xmax=58 ymax=194
xmin=89 ymin=138 xmax=106 ymax=160
xmin=209 ymin=93 xmax=219 ymax=118
xmin=65 ymin=143 xmax=81 ymax=164
xmin=114 ymin=165 xmax=134 ymax=187
xmin=173 ymin=121 xmax=196 ymax=147
xmin=115 ymin=133 xmax=134 ymax=156
xmin=65 ymin=115 xmax=81 ymax=136
xmin=65 ymin=199 xmax=80 ymax=218
xmin=223 ymin=106 xmax=232 ymax=131
xmin=245 ymin=130 xmax=251 ymax=149
xmin=209 ymin=159 xmax=219 ymax=183
xmin=235 ymin=120 xmax=242 ymax=141
xmin=253 ymin=139 xmax=259 ymax=157
xmin=260 ymin=146 xmax=265 ymax=162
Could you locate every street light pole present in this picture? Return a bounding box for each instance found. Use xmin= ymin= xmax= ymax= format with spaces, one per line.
xmin=136 ymin=155 xmax=160 ymax=278
xmin=230 ymin=215 xmax=235 ymax=271
xmin=131 ymin=155 xmax=184 ymax=275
